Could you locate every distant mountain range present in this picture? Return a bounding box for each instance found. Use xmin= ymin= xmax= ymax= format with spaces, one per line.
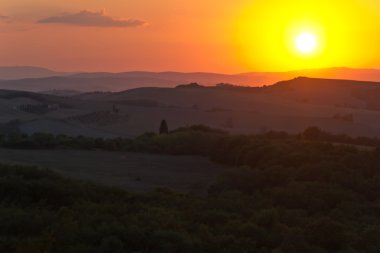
xmin=2 ymin=66 xmax=380 ymax=92
xmin=0 ymin=66 xmax=68 ymax=80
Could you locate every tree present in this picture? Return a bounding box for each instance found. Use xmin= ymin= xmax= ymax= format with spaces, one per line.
xmin=159 ymin=120 xmax=169 ymax=135
xmin=112 ymin=104 xmax=119 ymax=113
xmin=305 ymin=218 xmax=349 ymax=251
xmin=303 ymin=126 xmax=322 ymax=141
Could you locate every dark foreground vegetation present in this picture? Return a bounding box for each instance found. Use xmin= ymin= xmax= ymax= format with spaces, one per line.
xmin=1 ymin=126 xmax=380 ymax=252
xmin=2 ymin=125 xmax=380 ymax=152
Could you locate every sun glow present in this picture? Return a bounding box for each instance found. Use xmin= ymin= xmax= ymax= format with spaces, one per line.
xmin=234 ymin=0 xmax=380 ymax=71
xmin=296 ymin=33 xmax=317 ymax=54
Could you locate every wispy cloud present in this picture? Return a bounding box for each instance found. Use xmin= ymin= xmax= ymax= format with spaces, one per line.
xmin=38 ymin=10 xmax=146 ymax=28
xmin=0 ymin=14 xmax=11 ymax=23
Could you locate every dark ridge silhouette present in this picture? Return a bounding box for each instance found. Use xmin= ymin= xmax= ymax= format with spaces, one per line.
xmin=271 ymin=76 xmax=380 ymax=89
xmin=0 ymin=66 xmax=67 ymax=80
xmin=175 ymin=83 xmax=206 ymax=89
xmin=267 ymin=77 xmax=380 ymax=110
xmin=3 ymin=67 xmax=380 ymax=92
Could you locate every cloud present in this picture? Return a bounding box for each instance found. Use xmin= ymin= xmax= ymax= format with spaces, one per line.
xmin=38 ymin=10 xmax=146 ymax=28
xmin=0 ymin=14 xmax=10 ymax=22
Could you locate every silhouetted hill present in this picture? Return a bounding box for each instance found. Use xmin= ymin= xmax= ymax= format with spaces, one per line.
xmin=176 ymin=83 xmax=207 ymax=89
xmin=268 ymin=77 xmax=380 ymax=110
xmin=69 ymin=71 xmax=256 ymax=87
xmin=242 ymin=67 xmax=380 ymax=85
xmin=2 ymin=77 xmax=380 ymax=138
xmin=289 ymin=67 xmax=380 ymax=82
xmin=76 ymin=77 xmax=380 ymax=137
xmin=0 ymin=66 xmax=67 ymax=80
xmin=272 ymin=76 xmax=380 ymax=89
xmin=0 ymin=73 xmax=257 ymax=92
xmin=3 ymin=67 xmax=380 ymax=92
xmin=0 ymin=76 xmax=181 ymax=92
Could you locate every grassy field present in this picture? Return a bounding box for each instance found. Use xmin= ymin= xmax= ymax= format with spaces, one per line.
xmin=0 ymin=149 xmax=226 ymax=192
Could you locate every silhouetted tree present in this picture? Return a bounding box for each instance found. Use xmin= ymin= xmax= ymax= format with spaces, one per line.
xmin=159 ymin=120 xmax=169 ymax=135
xmin=303 ymin=126 xmax=322 ymax=141
xmin=112 ymin=104 xmax=119 ymax=113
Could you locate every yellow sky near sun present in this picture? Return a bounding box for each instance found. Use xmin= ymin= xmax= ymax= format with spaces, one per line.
xmin=235 ymin=0 xmax=380 ymax=71
xmin=1 ymin=0 xmax=380 ymax=72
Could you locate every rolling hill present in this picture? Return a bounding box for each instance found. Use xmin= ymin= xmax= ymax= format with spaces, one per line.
xmin=0 ymin=66 xmax=67 ymax=80
xmin=1 ymin=77 xmax=380 ymax=138
xmin=2 ymin=67 xmax=380 ymax=92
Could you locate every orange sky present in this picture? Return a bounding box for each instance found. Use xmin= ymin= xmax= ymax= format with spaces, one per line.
xmin=1 ymin=0 xmax=380 ymax=73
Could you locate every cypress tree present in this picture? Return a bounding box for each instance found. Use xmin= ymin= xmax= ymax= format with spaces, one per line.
xmin=159 ymin=120 xmax=169 ymax=134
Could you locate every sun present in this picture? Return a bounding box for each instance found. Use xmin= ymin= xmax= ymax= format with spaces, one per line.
xmin=295 ymin=32 xmax=318 ymax=54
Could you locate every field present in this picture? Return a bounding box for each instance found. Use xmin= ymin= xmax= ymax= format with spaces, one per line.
xmin=1 ymin=129 xmax=380 ymax=252
xmin=0 ymin=149 xmax=226 ymax=192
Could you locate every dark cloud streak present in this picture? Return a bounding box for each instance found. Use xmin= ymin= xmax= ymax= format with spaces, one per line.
xmin=38 ymin=10 xmax=146 ymax=28
xmin=0 ymin=14 xmax=10 ymax=22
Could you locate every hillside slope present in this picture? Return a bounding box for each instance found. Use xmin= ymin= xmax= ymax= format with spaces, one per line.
xmin=1 ymin=77 xmax=380 ymax=137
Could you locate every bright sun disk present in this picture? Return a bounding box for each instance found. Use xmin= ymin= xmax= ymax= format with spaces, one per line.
xmin=295 ymin=32 xmax=317 ymax=53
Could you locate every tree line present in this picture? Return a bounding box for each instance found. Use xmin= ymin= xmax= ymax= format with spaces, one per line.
xmin=0 ymin=125 xmax=380 ymax=252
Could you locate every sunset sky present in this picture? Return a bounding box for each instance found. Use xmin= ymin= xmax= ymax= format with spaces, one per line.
xmin=1 ymin=0 xmax=380 ymax=73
